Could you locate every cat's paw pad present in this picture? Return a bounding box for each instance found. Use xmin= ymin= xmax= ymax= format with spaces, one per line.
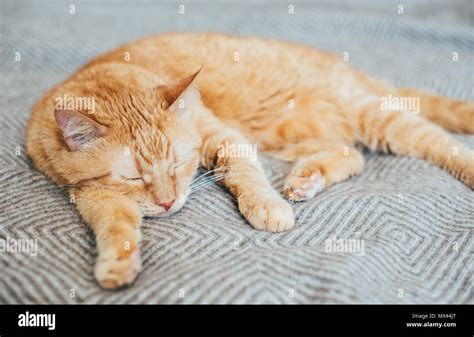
xmin=239 ymin=192 xmax=294 ymax=232
xmin=283 ymin=172 xmax=326 ymax=202
xmin=95 ymin=250 xmax=141 ymax=289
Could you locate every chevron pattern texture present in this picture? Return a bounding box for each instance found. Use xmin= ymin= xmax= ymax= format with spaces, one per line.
xmin=0 ymin=0 xmax=473 ymax=304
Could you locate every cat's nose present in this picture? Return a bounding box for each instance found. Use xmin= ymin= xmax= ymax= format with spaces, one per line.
xmin=159 ymin=200 xmax=175 ymax=211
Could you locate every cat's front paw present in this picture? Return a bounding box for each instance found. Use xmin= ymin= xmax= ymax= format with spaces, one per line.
xmin=238 ymin=191 xmax=294 ymax=232
xmin=95 ymin=249 xmax=141 ymax=289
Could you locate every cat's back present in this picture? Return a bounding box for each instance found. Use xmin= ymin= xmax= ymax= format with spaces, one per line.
xmin=81 ymin=33 xmax=380 ymax=145
xmin=91 ymin=32 xmax=337 ymax=76
xmin=88 ymin=33 xmax=343 ymax=120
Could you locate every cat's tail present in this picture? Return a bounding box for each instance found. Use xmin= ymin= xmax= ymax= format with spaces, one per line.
xmin=397 ymin=88 xmax=474 ymax=134
xmin=358 ymin=97 xmax=474 ymax=189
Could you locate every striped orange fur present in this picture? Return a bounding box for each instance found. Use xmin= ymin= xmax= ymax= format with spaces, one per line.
xmin=26 ymin=33 xmax=474 ymax=288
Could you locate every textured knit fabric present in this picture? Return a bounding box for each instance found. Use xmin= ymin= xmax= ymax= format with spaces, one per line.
xmin=0 ymin=0 xmax=472 ymax=303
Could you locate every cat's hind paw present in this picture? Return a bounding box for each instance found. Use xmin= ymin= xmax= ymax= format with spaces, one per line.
xmin=95 ymin=249 xmax=141 ymax=289
xmin=283 ymin=171 xmax=326 ymax=202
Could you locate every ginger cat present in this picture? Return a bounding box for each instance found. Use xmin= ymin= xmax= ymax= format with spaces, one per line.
xmin=26 ymin=33 xmax=474 ymax=289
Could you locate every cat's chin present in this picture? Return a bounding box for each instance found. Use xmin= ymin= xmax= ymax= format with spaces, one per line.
xmin=142 ymin=204 xmax=183 ymax=218
xmin=146 ymin=207 xmax=182 ymax=218
xmin=142 ymin=207 xmax=181 ymax=218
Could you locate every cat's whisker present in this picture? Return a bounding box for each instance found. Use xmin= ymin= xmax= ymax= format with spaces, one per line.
xmin=190 ymin=171 xmax=240 ymax=186
xmin=189 ymin=172 xmax=241 ymax=192
xmin=190 ymin=175 xmax=231 ymax=190
xmin=190 ymin=173 xmax=241 ymax=190
xmin=190 ymin=164 xmax=248 ymax=185
xmin=191 ymin=168 xmax=250 ymax=186
xmin=190 ymin=168 xmax=230 ymax=185
xmin=190 ymin=170 xmax=219 ymax=184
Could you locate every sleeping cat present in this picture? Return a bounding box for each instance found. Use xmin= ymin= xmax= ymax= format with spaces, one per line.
xmin=26 ymin=32 xmax=474 ymax=289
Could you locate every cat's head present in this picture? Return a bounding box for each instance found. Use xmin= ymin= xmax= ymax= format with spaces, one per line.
xmin=54 ymin=70 xmax=202 ymax=217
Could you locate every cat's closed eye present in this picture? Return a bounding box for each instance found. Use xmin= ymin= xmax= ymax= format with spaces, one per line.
xmin=121 ymin=175 xmax=144 ymax=183
xmin=173 ymin=162 xmax=187 ymax=170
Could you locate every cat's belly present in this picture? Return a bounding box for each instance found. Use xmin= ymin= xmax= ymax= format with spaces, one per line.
xmin=215 ymin=95 xmax=358 ymax=156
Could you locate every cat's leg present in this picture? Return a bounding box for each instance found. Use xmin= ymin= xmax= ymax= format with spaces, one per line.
xmin=72 ymin=186 xmax=142 ymax=289
xmin=360 ymin=109 xmax=474 ymax=188
xmin=198 ymin=119 xmax=294 ymax=232
xmin=281 ymin=142 xmax=364 ymax=201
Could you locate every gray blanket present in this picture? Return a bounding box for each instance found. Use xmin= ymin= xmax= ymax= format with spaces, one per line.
xmin=0 ymin=0 xmax=472 ymax=304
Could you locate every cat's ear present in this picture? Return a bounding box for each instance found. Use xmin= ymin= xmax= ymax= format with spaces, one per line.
xmin=54 ymin=110 xmax=107 ymax=151
xmin=156 ymin=67 xmax=202 ymax=111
